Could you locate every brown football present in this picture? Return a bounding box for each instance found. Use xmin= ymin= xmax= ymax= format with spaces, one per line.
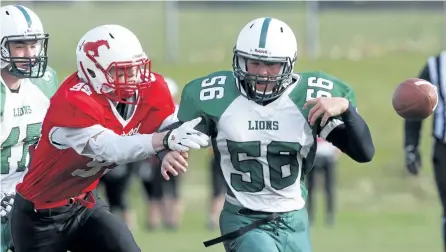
xmin=392 ymin=78 xmax=438 ymax=120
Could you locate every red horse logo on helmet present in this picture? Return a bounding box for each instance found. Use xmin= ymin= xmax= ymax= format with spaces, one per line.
xmin=83 ymin=40 xmax=110 ymax=58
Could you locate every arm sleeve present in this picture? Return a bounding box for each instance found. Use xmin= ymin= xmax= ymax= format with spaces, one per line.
xmin=308 ymin=72 xmax=373 ymax=162
xmin=404 ymin=61 xmax=431 ymax=148
xmin=326 ymin=103 xmax=374 ymax=162
xmin=316 ymin=72 xmax=357 ymax=139
xmin=50 ymin=125 xmax=155 ymax=165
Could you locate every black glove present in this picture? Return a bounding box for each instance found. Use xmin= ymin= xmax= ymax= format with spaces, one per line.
xmin=405 ymin=145 xmax=421 ymax=175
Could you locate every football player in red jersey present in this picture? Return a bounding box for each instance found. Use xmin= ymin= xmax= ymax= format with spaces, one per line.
xmin=11 ymin=24 xmax=209 ymax=252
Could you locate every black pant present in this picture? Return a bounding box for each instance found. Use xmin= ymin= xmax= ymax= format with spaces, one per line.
xmin=306 ymin=155 xmax=336 ymax=224
xmin=11 ymin=192 xmax=140 ymax=252
xmin=433 ymin=139 xmax=446 ymax=250
xmin=139 ymin=159 xmax=179 ymax=200
xmin=100 ymin=165 xmax=133 ymax=211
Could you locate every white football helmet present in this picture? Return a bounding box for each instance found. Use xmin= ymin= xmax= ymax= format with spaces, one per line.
xmin=0 ymin=5 xmax=49 ymax=78
xmin=76 ymin=24 xmax=151 ymax=104
xmin=233 ymin=17 xmax=298 ymax=103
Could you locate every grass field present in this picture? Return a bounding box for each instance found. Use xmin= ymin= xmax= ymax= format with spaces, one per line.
xmin=16 ymin=1 xmax=446 ymax=251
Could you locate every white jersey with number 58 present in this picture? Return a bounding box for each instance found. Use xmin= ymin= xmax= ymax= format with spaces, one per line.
xmin=178 ymin=70 xmax=356 ymax=212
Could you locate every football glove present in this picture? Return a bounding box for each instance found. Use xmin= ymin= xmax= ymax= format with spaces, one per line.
xmin=164 ymin=117 xmax=210 ymax=152
xmin=0 ymin=193 xmax=15 ymax=221
xmin=405 ymin=145 xmax=421 ymax=175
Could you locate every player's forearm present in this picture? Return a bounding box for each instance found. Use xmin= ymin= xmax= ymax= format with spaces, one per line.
xmin=155 ymin=121 xmax=184 ymax=161
xmin=326 ymin=103 xmax=374 ymax=163
xmin=404 ymin=119 xmax=423 ymax=148
xmin=51 ymin=126 xmax=168 ymax=164
xmin=86 ymin=130 xmax=168 ymax=164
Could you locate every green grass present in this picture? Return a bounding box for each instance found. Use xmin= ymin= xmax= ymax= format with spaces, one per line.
xmin=21 ymin=2 xmax=446 ymax=251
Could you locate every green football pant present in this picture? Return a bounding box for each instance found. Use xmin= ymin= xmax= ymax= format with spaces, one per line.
xmin=219 ymin=201 xmax=312 ymax=252
xmin=1 ymin=220 xmax=12 ymax=252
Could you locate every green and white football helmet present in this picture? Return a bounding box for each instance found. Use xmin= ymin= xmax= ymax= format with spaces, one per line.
xmin=0 ymin=5 xmax=49 ymax=78
xmin=233 ymin=17 xmax=298 ymax=103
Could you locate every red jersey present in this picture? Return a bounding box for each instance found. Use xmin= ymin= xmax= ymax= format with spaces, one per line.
xmin=16 ymin=72 xmax=175 ymax=206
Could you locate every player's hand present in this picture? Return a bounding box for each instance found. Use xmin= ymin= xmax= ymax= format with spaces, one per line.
xmin=0 ymin=193 xmax=15 ymax=219
xmin=405 ymin=145 xmax=421 ymax=175
xmin=303 ymin=97 xmax=349 ymax=127
xmin=161 ymin=151 xmax=189 ymax=180
xmin=166 ymin=117 xmax=210 ymax=151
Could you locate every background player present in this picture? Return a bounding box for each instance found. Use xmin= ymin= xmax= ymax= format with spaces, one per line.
xmin=306 ymin=137 xmax=341 ymax=227
xmin=139 ymin=77 xmax=183 ymax=230
xmin=404 ymin=50 xmax=446 ymax=250
xmin=99 ymin=163 xmax=136 ymax=229
xmin=10 ymin=24 xmax=209 ymax=252
xmin=138 ymin=155 xmax=165 ymax=230
xmin=0 ymin=5 xmax=58 ymax=252
xmin=160 ymin=17 xmax=374 ymax=252
xmin=100 ymin=77 xmax=183 ymax=231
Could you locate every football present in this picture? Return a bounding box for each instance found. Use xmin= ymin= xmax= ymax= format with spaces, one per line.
xmin=392 ymin=78 xmax=438 ymax=120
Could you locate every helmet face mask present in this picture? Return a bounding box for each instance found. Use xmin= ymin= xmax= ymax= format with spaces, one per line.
xmin=232 ymin=17 xmax=298 ymax=104
xmin=102 ymin=59 xmax=151 ymax=103
xmin=233 ymin=50 xmax=295 ymax=103
xmin=0 ymin=5 xmax=49 ymax=79
xmin=76 ymin=25 xmax=152 ymax=105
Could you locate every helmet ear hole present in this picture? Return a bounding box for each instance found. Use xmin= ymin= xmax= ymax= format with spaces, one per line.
xmin=109 ymin=33 xmax=114 ymax=39
xmin=87 ymin=68 xmax=96 ymax=78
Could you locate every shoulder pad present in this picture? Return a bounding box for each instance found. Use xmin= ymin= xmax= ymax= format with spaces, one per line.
xmin=178 ymin=70 xmax=239 ymax=121
xmin=30 ymin=65 xmax=60 ymax=99
xmin=47 ymin=72 xmax=106 ymax=128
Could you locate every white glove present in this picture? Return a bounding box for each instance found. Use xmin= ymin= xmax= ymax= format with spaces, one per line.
xmin=164 ymin=117 xmax=210 ymax=151
xmin=0 ymin=193 xmax=15 ymax=219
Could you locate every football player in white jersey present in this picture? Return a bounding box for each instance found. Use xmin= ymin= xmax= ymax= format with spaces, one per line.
xmin=0 ymin=5 xmax=59 ymax=252
xmin=159 ymin=17 xmax=374 ymax=252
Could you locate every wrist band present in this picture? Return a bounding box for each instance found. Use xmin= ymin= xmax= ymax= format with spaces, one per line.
xmin=163 ymin=130 xmax=173 ymax=150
